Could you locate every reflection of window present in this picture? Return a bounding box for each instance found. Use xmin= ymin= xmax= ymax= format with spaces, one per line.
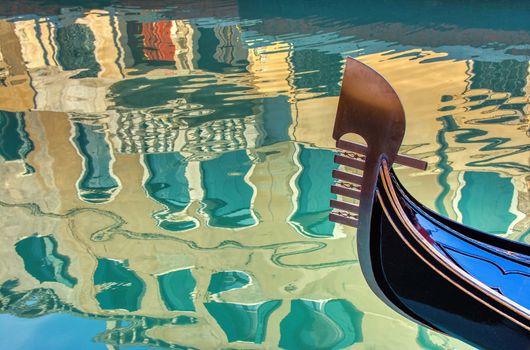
xmin=157 ymin=268 xmax=196 ymax=311
xmin=15 ymin=234 xmax=77 ymax=288
xmin=142 ymin=21 xmax=176 ymax=62
xmin=200 ymin=150 xmax=257 ymax=229
xmin=197 ymin=27 xmax=248 ymax=73
xmin=279 ymin=299 xmax=363 ymax=349
xmin=469 ymin=60 xmax=529 ymax=117
xmin=259 ymin=96 xmax=292 ymax=147
xmin=94 ymin=258 xmax=145 ymax=312
xmin=205 ymin=300 xmax=281 ymax=343
xmin=71 ymin=122 xmax=120 ymax=204
xmin=0 ymin=111 xmax=34 ymax=174
xmin=56 ymin=24 xmax=99 ymax=78
xmin=213 ymin=25 xmax=248 ymax=67
xmin=471 ymin=60 xmax=528 ymax=97
xmin=143 ymin=152 xmax=197 ymax=231
xmin=292 ymin=49 xmax=342 ymax=97
xmin=208 ymin=271 xmax=251 ymax=295
xmin=458 ymin=171 xmax=516 ymax=235
xmin=289 ymin=144 xmax=338 ymax=238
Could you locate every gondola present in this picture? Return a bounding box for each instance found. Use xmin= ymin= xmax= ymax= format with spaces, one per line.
xmin=329 ymin=57 xmax=530 ymax=349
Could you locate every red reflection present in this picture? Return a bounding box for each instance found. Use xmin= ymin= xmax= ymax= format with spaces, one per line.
xmin=142 ymin=21 xmax=175 ymax=62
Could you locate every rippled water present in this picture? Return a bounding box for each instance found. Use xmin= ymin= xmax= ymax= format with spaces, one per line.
xmin=0 ymin=1 xmax=529 ymax=349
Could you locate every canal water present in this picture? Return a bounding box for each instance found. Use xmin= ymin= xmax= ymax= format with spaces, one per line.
xmin=0 ymin=1 xmax=528 ymax=349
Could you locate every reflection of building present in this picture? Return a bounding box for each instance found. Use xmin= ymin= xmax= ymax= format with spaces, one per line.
xmin=1 ymin=110 xmax=440 ymax=349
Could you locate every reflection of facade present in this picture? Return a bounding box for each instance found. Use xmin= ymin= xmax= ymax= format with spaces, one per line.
xmin=1 ymin=110 xmax=433 ymax=349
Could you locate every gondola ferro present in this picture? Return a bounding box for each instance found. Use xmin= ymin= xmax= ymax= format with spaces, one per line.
xmin=329 ymin=57 xmax=530 ymax=349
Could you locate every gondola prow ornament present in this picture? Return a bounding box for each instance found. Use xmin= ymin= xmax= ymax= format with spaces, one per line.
xmin=330 ymin=58 xmax=530 ymax=349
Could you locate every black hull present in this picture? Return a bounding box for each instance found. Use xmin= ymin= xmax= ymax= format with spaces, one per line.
xmin=370 ymin=164 xmax=530 ymax=349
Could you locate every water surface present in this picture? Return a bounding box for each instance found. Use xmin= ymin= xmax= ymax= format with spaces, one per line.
xmin=0 ymin=1 xmax=529 ymax=349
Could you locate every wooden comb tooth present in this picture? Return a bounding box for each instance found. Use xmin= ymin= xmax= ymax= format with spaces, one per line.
xmin=332 ymin=169 xmax=363 ymax=184
xmin=340 ymin=151 xmax=366 ymax=161
xmin=337 ymin=139 xmax=368 ymax=154
xmin=333 ymin=180 xmax=361 ymax=191
xmin=331 ymin=183 xmax=361 ymax=199
xmin=334 ymin=154 xmax=365 ymax=170
xmin=330 ymin=199 xmax=359 ymax=213
xmin=329 ymin=211 xmax=359 ymax=227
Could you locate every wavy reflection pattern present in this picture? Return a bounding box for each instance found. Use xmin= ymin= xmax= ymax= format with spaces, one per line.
xmin=0 ymin=280 xmax=196 ymax=349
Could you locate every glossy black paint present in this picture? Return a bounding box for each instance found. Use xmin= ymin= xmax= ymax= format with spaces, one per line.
xmin=370 ymin=167 xmax=530 ymax=349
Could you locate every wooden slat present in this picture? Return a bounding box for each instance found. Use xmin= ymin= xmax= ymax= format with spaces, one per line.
xmin=334 ymin=154 xmax=364 ymax=170
xmin=332 ymin=169 xmax=363 ymax=184
xmin=337 ymin=139 xmax=367 ymax=154
xmin=394 ymin=154 xmax=428 ymax=170
xmin=330 ymin=199 xmax=359 ymax=213
xmin=331 ymin=184 xmax=361 ymax=199
xmin=329 ymin=212 xmax=359 ymax=227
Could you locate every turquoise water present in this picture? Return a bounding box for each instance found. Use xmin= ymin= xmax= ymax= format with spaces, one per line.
xmin=0 ymin=1 xmax=529 ymax=349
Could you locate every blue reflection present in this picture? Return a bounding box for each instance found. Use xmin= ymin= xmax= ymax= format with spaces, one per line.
xmin=459 ymin=172 xmax=516 ymax=234
xmin=443 ymin=246 xmax=530 ymax=306
xmin=471 ymin=60 xmax=528 ymax=103
xmin=289 ymin=145 xmax=338 ymax=238
xmin=260 ymin=96 xmax=292 ymax=146
xmin=157 ymin=268 xmax=196 ymax=312
xmin=207 ymin=271 xmax=251 ymax=295
xmin=279 ymin=299 xmax=363 ymax=350
xmin=205 ymin=300 xmax=281 ymax=343
xmin=15 ymin=234 xmax=77 ymax=288
xmin=292 ymin=50 xmax=343 ymax=97
xmin=200 ymin=150 xmax=257 ymax=229
xmin=93 ymin=258 xmax=145 ymax=312
xmin=143 ymin=153 xmax=198 ymax=231
xmin=71 ymin=122 xmax=120 ymax=204
xmin=0 ymin=111 xmax=34 ymax=174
